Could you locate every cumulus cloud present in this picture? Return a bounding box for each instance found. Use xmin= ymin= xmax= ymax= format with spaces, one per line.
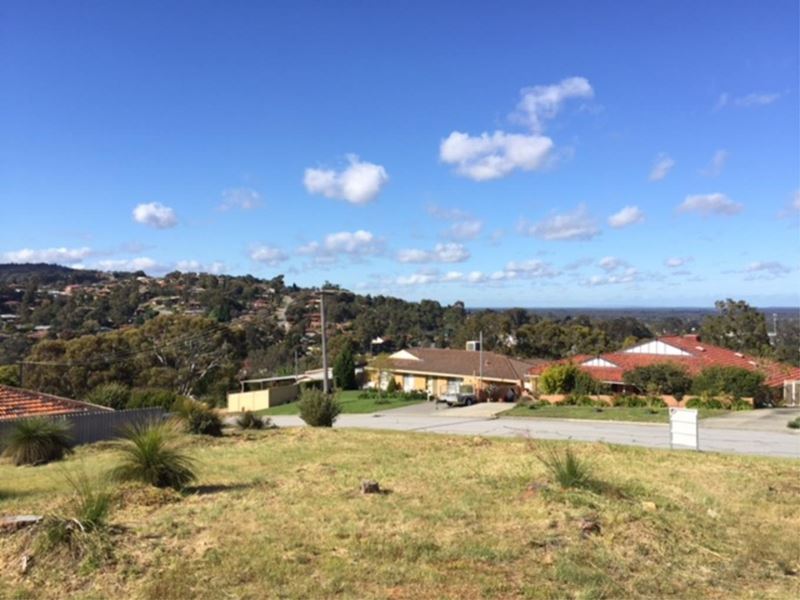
xmin=298 ymin=230 xmax=383 ymax=264
xmin=2 ymin=247 xmax=93 ymax=265
xmin=649 ymin=154 xmax=675 ymax=181
xmin=439 ymin=131 xmax=554 ymax=181
xmin=220 ymin=188 xmax=262 ymax=211
xmin=513 ymin=77 xmax=595 ymax=132
xmin=439 ymin=77 xmax=593 ymax=181
xmin=303 ymin=155 xmax=389 ymax=204
xmin=505 ymin=259 xmax=559 ymax=278
xmin=427 ymin=204 xmax=484 ymax=240
xmin=519 ymin=204 xmax=600 ymax=241
xmin=132 ymin=202 xmax=178 ymax=229
xmin=397 ymin=243 xmax=470 ymax=264
xmin=175 ymin=260 xmax=227 ymax=274
xmin=598 ymin=256 xmax=628 ymax=272
xmin=96 ymin=257 xmax=163 ymax=273
xmin=608 ymin=205 xmax=645 ymax=228
xmin=678 ymin=193 xmax=742 ymax=216
xmin=249 ymin=245 xmax=288 ymax=266
xmin=665 ymin=257 xmax=692 ymax=268
xmin=585 ymin=267 xmax=639 ymax=286
xmin=700 ymin=150 xmax=729 ymax=177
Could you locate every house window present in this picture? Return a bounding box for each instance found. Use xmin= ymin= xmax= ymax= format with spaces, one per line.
xmin=447 ymin=378 xmax=462 ymax=394
xmin=403 ymin=374 xmax=415 ymax=392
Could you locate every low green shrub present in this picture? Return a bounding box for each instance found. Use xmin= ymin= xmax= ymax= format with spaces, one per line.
xmin=787 ymin=417 xmax=800 ymax=430
xmin=110 ymin=420 xmax=196 ymax=490
xmin=539 ymin=364 xmax=601 ymax=395
xmin=86 ymin=382 xmax=130 ymax=410
xmin=645 ymin=396 xmax=667 ymax=408
xmin=612 ymin=395 xmax=648 ymax=408
xmin=174 ymin=399 xmax=223 ymax=436
xmin=558 ymin=394 xmax=598 ymax=407
xmin=127 ymin=388 xmax=183 ymax=410
xmin=729 ymin=398 xmax=753 ymax=411
xmin=1 ymin=418 xmax=73 ymax=466
xmin=685 ymin=393 xmax=725 ymax=410
xmin=298 ymin=388 xmax=341 ymax=427
xmin=386 ymin=378 xmax=399 ymax=394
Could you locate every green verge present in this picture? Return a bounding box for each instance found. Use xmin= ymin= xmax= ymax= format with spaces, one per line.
xmin=0 ymin=429 xmax=797 ymax=598
xmin=257 ymin=390 xmax=424 ymax=415
xmin=501 ymin=404 xmax=729 ymax=423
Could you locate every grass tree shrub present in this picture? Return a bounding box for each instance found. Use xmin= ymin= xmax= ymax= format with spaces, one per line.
xmin=110 ymin=421 xmax=197 ymax=490
xmin=2 ymin=418 xmax=73 ymax=466
xmin=127 ymin=387 xmax=182 ymax=410
xmin=385 ymin=378 xmax=399 ymax=394
xmin=537 ymin=445 xmax=594 ymax=490
xmin=236 ymin=410 xmax=272 ymax=430
xmin=298 ymin=388 xmax=341 ymax=427
xmin=86 ymin=382 xmax=131 ymax=410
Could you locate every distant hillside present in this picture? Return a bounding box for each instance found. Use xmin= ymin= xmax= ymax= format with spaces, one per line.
xmin=0 ymin=263 xmax=108 ymax=285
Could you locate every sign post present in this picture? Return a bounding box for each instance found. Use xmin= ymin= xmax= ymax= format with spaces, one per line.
xmin=669 ymin=407 xmax=699 ymax=451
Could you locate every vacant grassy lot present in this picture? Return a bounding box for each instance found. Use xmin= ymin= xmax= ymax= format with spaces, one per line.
xmin=258 ymin=390 xmax=424 ymax=415
xmin=1 ymin=429 xmax=798 ymax=599
xmin=502 ymin=404 xmax=729 ymax=422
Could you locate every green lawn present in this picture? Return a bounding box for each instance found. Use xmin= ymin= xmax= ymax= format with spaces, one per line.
xmin=501 ymin=404 xmax=730 ymax=422
xmin=1 ymin=429 xmax=797 ymax=598
xmin=257 ymin=390 xmax=424 ymax=415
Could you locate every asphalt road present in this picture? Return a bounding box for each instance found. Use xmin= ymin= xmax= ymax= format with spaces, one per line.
xmin=266 ymin=412 xmax=800 ymax=459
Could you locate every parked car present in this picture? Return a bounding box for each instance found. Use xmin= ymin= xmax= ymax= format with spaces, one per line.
xmin=441 ymin=384 xmax=477 ymax=407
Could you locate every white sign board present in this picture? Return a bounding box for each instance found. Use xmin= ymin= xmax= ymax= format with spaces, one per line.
xmin=669 ymin=407 xmax=699 ymax=450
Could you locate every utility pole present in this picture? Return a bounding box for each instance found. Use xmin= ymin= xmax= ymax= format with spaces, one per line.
xmin=479 ymin=330 xmax=483 ymax=398
xmin=320 ymin=290 xmax=329 ymax=394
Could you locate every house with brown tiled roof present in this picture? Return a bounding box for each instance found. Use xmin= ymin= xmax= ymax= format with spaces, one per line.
xmin=528 ymin=335 xmax=800 ymax=403
xmin=367 ymin=345 xmax=546 ymax=398
xmin=0 ymin=385 xmax=112 ymax=421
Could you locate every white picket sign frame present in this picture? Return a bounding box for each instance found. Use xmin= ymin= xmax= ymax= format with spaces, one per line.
xmin=669 ymin=407 xmax=699 ymax=451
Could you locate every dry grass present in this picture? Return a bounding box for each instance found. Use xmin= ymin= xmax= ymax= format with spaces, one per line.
xmin=1 ymin=428 xmax=798 ymax=599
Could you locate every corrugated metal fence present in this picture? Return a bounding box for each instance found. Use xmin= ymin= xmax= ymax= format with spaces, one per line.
xmin=0 ymin=408 xmax=166 ymax=446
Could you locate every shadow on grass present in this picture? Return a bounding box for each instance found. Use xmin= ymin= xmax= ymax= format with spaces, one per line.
xmin=183 ymin=483 xmax=255 ymax=496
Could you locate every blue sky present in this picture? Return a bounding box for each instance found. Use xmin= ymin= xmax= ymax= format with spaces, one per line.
xmin=1 ymin=0 xmax=798 ymax=307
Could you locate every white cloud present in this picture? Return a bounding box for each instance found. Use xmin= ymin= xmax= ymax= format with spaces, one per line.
xmin=520 ymin=204 xmax=600 ymax=241
xmin=678 ymin=193 xmax=742 ymax=216
xmin=649 ymin=153 xmax=675 ymax=181
xmin=396 ymin=272 xmax=439 ymax=286
xmin=715 ymin=91 xmax=780 ymax=110
xmin=598 ymin=256 xmax=628 ymax=272
xmin=741 ymin=261 xmax=792 ymax=280
xmin=132 ymin=202 xmax=178 ymax=229
xmin=2 ymin=247 xmax=93 ymax=265
xmin=397 ymin=243 xmax=470 ymax=264
xmin=505 ymin=259 xmax=559 ymax=278
xmin=440 ymin=77 xmax=592 ymax=181
xmin=447 ymin=219 xmax=483 ymax=240
xmin=299 ymin=230 xmax=383 ymax=264
xmin=175 ymin=260 xmax=227 ymax=274
xmin=665 ymin=257 xmax=692 ymax=268
xmin=220 ymin=188 xmax=262 ymax=211
xmin=303 ymin=155 xmax=389 ymax=204
xmin=513 ymin=77 xmax=594 ymax=132
xmin=585 ymin=267 xmax=639 ymax=286
xmin=248 ymin=245 xmax=288 ymax=266
xmin=608 ymin=205 xmax=645 ymax=228
xmin=97 ymin=257 xmax=162 ymax=273
xmin=439 ymin=131 xmax=554 ymax=181
xmin=700 ymin=150 xmax=728 ymax=177
xmin=735 ymin=92 xmax=780 ymax=107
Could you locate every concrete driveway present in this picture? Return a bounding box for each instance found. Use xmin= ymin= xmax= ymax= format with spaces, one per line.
xmin=268 ymin=412 xmax=800 ymax=459
xmin=701 ymin=408 xmax=800 ymax=432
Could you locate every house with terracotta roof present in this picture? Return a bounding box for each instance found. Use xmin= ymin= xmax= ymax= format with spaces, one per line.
xmin=0 ymin=385 xmax=112 ymax=421
xmin=528 ymin=335 xmax=800 ymax=403
xmin=368 ymin=345 xmax=546 ymax=398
